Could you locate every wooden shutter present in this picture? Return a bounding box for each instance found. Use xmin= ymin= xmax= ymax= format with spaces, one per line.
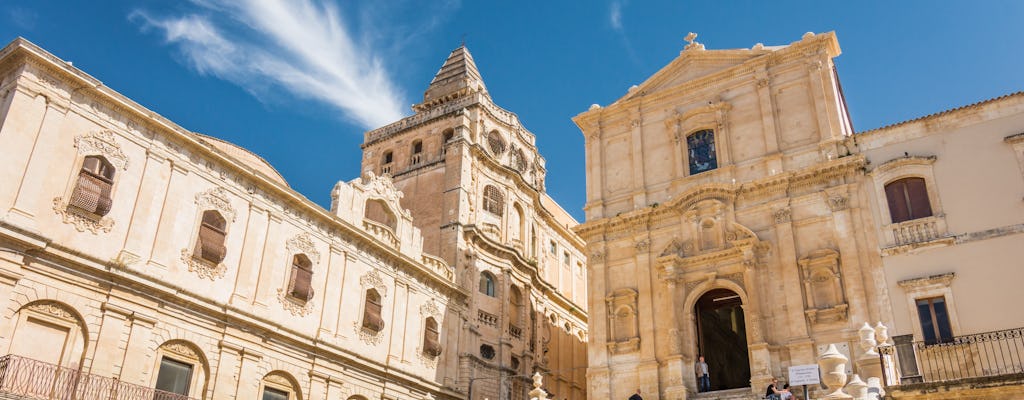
xmin=196 ymin=224 xmax=227 ymax=263
xmin=885 ymin=180 xmax=911 ymax=223
xmin=424 ymin=320 xmax=442 ymax=357
xmin=290 ymin=264 xmax=313 ymax=301
xmin=363 ymin=295 xmax=384 ymax=331
xmin=905 ymin=178 xmax=933 ymax=219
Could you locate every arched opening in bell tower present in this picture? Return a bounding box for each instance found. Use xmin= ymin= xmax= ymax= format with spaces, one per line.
xmin=694 ymin=288 xmax=751 ymax=391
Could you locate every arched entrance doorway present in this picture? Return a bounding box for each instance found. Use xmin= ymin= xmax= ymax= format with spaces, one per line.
xmin=694 ymin=288 xmax=750 ymax=391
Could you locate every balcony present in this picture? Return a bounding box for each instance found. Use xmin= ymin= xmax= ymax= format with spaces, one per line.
xmin=881 ymin=327 xmax=1024 ymax=388
xmin=882 ymin=216 xmax=954 ymax=255
xmin=409 ymin=153 xmax=423 ymax=166
xmin=0 ymin=354 xmax=196 ymax=400
xmin=508 ymin=324 xmax=523 ymax=340
xmin=477 ymin=310 xmax=498 ymax=328
xmin=363 ymin=219 xmax=399 ymax=248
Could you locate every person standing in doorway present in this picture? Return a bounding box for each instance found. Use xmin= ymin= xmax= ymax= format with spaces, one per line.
xmin=695 ymin=355 xmax=710 ymax=392
xmin=628 ymin=388 xmax=642 ymax=400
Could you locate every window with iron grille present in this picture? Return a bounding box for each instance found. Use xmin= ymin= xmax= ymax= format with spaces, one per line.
xmin=483 ymin=185 xmax=504 ymax=216
xmin=423 ymin=317 xmax=442 ymax=357
xmin=363 ymin=289 xmax=384 ymax=332
xmin=194 ymin=210 xmax=227 ymax=264
xmin=885 ymin=177 xmax=933 ymax=223
xmin=287 ymin=254 xmax=314 ymax=302
xmin=69 ymin=155 xmax=115 ymax=216
xmin=686 ymin=129 xmax=717 ymax=175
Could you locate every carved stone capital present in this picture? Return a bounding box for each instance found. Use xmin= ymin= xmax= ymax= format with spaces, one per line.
xmin=772 ymin=207 xmax=792 ymax=224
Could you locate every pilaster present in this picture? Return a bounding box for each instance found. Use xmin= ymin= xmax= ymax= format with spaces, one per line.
xmin=5 ymin=96 xmax=67 ymax=229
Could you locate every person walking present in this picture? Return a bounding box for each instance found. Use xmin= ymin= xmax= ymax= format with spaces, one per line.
xmin=695 ymin=355 xmax=710 ymax=392
xmin=628 ymin=388 xmax=642 ymax=400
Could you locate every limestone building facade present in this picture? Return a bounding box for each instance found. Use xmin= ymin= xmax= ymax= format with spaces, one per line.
xmin=574 ymin=31 xmax=1024 ymax=400
xmin=856 ymin=92 xmax=1024 ymax=399
xmin=360 ymin=47 xmax=589 ymax=400
xmin=574 ymin=32 xmax=889 ymax=399
xmin=0 ymin=38 xmax=467 ymax=400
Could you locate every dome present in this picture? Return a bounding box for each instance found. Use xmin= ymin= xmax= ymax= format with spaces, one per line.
xmin=192 ymin=133 xmax=289 ymax=187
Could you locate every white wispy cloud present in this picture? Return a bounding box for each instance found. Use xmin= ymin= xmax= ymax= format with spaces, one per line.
xmin=132 ymin=0 xmax=441 ymax=129
xmin=609 ymin=0 xmax=624 ymax=31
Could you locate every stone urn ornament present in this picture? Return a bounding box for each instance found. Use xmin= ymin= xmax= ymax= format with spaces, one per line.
xmin=529 ymin=372 xmax=548 ymax=400
xmin=818 ymin=343 xmax=852 ymax=399
xmin=846 ymin=374 xmax=868 ymax=399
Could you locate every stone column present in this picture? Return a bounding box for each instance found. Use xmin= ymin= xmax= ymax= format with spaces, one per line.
xmin=828 ymin=194 xmax=869 ymax=325
xmin=317 ymin=247 xmax=348 ymax=339
xmin=629 ymin=116 xmax=647 ymax=208
xmin=308 ymin=371 xmax=330 ymax=400
xmin=753 ymin=68 xmax=780 ymax=155
xmin=7 ymin=98 xmax=67 ymax=229
xmin=119 ymin=150 xmax=172 ymax=269
xmin=772 ymin=206 xmax=814 ymax=362
xmin=211 ymin=341 xmax=243 ymax=400
xmin=88 ymin=302 xmax=131 ymax=377
xmin=118 ymin=312 xmax=156 ymax=386
xmin=235 ymin=348 xmax=264 ymax=400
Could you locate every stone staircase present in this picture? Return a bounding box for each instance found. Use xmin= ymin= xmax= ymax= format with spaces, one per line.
xmin=691 ymin=388 xmax=763 ymax=400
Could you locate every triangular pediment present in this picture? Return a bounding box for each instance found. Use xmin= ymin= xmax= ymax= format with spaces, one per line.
xmin=615 ymin=46 xmax=784 ymax=103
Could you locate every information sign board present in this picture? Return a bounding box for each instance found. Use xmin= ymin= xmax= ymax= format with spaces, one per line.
xmin=788 ymin=364 xmax=821 ymax=386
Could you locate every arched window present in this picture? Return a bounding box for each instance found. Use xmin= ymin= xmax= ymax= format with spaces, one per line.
xmin=286 ymin=254 xmax=313 ymax=302
xmin=479 ymin=272 xmax=496 ymax=297
xmin=441 ymin=129 xmax=454 ymax=156
xmin=70 ymin=155 xmax=115 ymax=216
xmin=411 ymin=140 xmax=423 ymax=165
xmin=362 ymin=289 xmax=384 ymax=332
xmin=487 ymin=131 xmax=506 ymax=155
xmin=194 ymin=210 xmax=227 ymax=264
xmin=153 ymin=341 xmax=208 ymax=399
xmin=509 ymin=286 xmax=523 ymax=327
xmin=364 ymin=199 xmax=397 ymax=231
xmin=423 ymin=317 xmax=442 ymax=357
xmin=686 ymin=129 xmax=717 ymax=175
xmin=483 ymin=185 xmax=504 ymax=216
xmin=509 ymin=203 xmax=524 ymax=242
xmin=381 ymin=150 xmax=394 ymax=174
xmin=511 ymin=149 xmax=527 ymax=172
xmin=885 ymin=177 xmax=933 ymax=223
xmin=260 ymin=371 xmax=301 ymax=400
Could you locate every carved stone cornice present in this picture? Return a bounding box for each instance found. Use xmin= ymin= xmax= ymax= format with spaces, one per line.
xmin=286 ymin=232 xmax=321 ymax=264
xmin=276 ymin=288 xmax=314 ymax=317
xmin=897 ymin=272 xmax=955 ymax=290
xmin=867 ymin=155 xmax=937 ymax=177
xmin=195 ymin=187 xmax=237 ymax=223
xmin=181 ymin=249 xmax=226 ymax=280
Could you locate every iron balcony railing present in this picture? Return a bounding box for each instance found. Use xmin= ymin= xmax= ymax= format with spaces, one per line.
xmin=880 ymin=327 xmax=1024 ymax=386
xmin=0 ymin=354 xmax=197 ymax=400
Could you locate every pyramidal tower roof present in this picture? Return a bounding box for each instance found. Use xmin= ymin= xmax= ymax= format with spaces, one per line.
xmin=417 ymin=46 xmax=487 ymax=110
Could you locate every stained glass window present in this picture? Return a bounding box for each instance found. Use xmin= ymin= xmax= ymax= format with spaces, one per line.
xmin=687 ymin=129 xmax=717 ymax=175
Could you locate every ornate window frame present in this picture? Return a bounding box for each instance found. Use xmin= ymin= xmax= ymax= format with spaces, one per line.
xmin=53 ymin=131 xmax=129 ymax=234
xmin=897 ymin=273 xmax=961 ymax=342
xmin=10 ymin=301 xmax=86 ymax=368
xmin=152 ymin=341 xmax=207 ymax=399
xmin=1005 ymin=133 xmax=1024 ymax=182
xmin=868 ymin=156 xmax=952 ymax=254
xmin=665 ymin=102 xmax=732 ymax=179
xmin=260 ymin=372 xmax=301 ymax=400
xmin=276 ymin=233 xmax=320 ymax=316
xmin=354 ymin=270 xmax=388 ymax=345
xmin=605 ymin=288 xmax=640 ymax=354
xmin=181 ymin=188 xmax=237 ymax=280
xmin=416 ymin=300 xmax=444 ymax=367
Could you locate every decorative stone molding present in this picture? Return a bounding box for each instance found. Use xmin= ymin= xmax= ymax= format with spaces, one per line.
xmin=276 ymin=288 xmax=314 ymax=317
xmin=359 ymin=269 xmax=389 ymax=298
xmin=897 ymin=272 xmax=955 ymax=291
xmin=26 ymin=301 xmax=76 ymax=321
xmin=286 ymin=232 xmax=320 ymax=264
xmin=589 ymin=250 xmax=606 ymax=264
xmin=181 ymin=249 xmax=227 ymax=280
xmin=162 ymin=342 xmax=200 ymax=360
xmin=358 ymin=172 xmax=412 ymax=220
xmin=634 ymin=239 xmax=650 ymax=253
xmin=773 ymin=207 xmax=792 ymax=224
xmin=828 ymin=196 xmax=849 ymax=212
xmin=799 ymin=249 xmax=849 ymax=324
xmin=415 ymin=346 xmax=440 ymax=368
xmin=419 ymin=299 xmax=442 ymax=320
xmin=195 ymin=187 xmax=237 ymax=223
xmin=355 ymin=323 xmax=385 ymax=346
xmin=52 ymin=196 xmax=114 ymax=234
xmin=75 ymin=130 xmax=128 ymax=170
xmin=605 ymin=288 xmax=639 ymax=353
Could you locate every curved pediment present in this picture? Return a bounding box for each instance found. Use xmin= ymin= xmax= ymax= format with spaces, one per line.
xmin=657 ymin=198 xmax=761 ymax=265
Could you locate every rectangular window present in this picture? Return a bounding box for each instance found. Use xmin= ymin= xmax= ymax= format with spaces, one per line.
xmin=916 ymin=297 xmax=953 ymax=344
xmin=549 ymin=241 xmax=557 ymax=255
xmin=262 ymin=387 xmax=290 ymax=400
xmin=563 ymin=251 xmax=570 ymax=266
xmin=155 ymin=357 xmax=193 ymax=396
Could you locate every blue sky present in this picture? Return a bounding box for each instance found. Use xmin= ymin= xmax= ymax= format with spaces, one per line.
xmin=4 ymin=1 xmax=1023 ymax=221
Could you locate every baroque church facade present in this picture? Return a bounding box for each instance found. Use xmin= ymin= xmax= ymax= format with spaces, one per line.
xmin=575 ymin=31 xmax=1024 ymax=400
xmin=0 ymin=38 xmax=587 ymax=400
